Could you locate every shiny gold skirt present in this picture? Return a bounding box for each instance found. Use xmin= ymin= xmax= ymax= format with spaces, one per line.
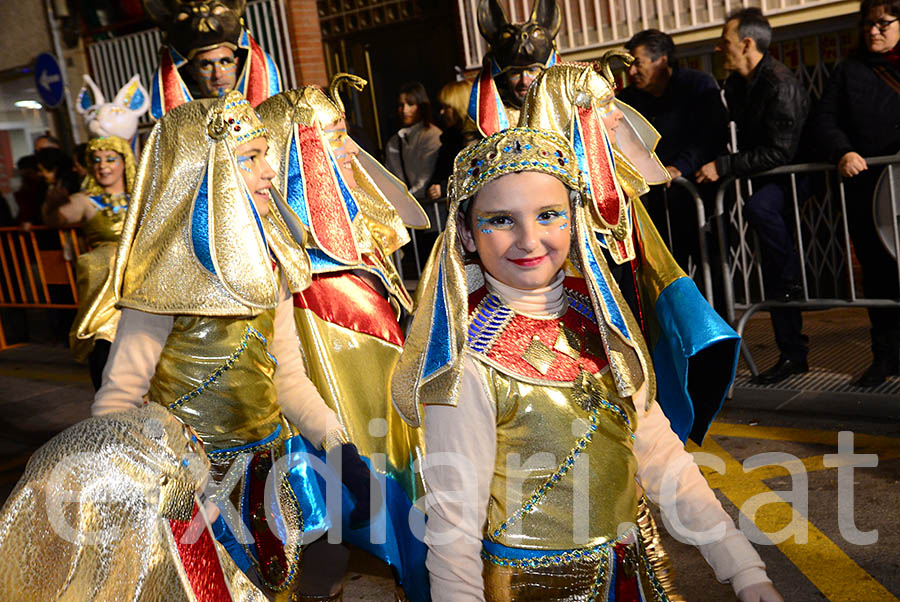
xmin=482 ymin=533 xmax=669 ymax=602
xmin=69 ymin=243 xmax=120 ymax=362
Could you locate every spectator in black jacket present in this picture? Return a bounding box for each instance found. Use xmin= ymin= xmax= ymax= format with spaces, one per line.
xmin=618 ymin=29 xmax=728 ymax=284
xmin=697 ymin=8 xmax=811 ymax=384
xmin=810 ymin=0 xmax=900 ymax=387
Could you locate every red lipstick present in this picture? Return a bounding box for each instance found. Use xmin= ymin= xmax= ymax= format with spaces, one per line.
xmin=510 ymin=256 xmax=546 ymax=267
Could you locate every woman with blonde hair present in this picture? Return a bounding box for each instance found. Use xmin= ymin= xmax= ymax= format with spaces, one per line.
xmin=43 ymin=136 xmax=137 ymax=388
xmin=427 ymin=79 xmax=473 ymax=201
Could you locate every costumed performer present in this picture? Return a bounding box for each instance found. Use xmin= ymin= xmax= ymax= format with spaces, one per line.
xmin=257 ymin=77 xmax=431 ymax=602
xmin=518 ymin=60 xmax=741 ymax=446
xmin=516 ymin=62 xmax=743 ymax=597
xmin=42 ymin=135 xmax=137 ymax=390
xmin=391 ymin=127 xmax=783 ymax=601
xmin=0 ymin=400 xmax=269 ymax=600
xmin=91 ymin=91 xmax=374 ymax=599
xmin=467 ymin=0 xmax=561 ymax=139
xmin=143 ymin=0 xmax=282 ymax=118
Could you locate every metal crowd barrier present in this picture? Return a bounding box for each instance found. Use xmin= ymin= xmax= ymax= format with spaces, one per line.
xmin=385 ymin=157 xmax=900 ymax=382
xmin=396 ymin=179 xmax=718 ymax=304
xmin=657 ymin=177 xmax=716 ymax=305
xmin=712 ymin=155 xmax=900 ymax=376
xmin=0 ymin=226 xmax=83 ymax=350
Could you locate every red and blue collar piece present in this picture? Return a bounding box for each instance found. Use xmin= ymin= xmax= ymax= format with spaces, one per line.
xmin=466 ymin=277 xmax=610 ymax=382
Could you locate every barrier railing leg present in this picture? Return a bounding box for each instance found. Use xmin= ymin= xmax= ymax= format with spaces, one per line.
xmin=0 ymin=311 xmax=7 ymax=351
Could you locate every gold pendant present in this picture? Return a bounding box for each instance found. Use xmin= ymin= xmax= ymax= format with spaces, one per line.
xmin=572 ymin=368 xmax=604 ymax=413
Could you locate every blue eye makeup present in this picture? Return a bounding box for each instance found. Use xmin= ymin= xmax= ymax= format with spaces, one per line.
xmin=537 ymin=209 xmax=567 ymax=225
xmin=237 ymin=155 xmax=253 ymax=173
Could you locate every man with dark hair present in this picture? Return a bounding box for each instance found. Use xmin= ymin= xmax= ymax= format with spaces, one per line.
xmin=142 ymin=0 xmax=282 ymax=117
xmin=618 ymin=30 xmax=729 ymax=280
xmin=33 ymin=134 xmax=61 ymax=153
xmin=696 ymin=8 xmax=810 ymax=384
xmin=468 ymin=0 xmax=562 ymax=138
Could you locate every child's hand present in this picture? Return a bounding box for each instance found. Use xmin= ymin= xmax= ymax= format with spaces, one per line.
xmin=737 ymin=582 xmax=784 ymax=602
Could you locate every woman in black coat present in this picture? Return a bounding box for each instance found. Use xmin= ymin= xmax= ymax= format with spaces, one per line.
xmin=811 ymin=0 xmax=900 ymax=387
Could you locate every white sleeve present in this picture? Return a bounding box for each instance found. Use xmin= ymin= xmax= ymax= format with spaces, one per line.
xmin=423 ymin=358 xmax=496 ymax=602
xmin=92 ymin=308 xmax=172 ymax=416
xmin=633 ymin=396 xmax=771 ymax=595
xmin=270 ymin=287 xmax=343 ymax=449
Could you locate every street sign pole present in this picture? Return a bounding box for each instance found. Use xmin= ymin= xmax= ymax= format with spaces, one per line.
xmin=41 ymin=0 xmax=81 ymax=144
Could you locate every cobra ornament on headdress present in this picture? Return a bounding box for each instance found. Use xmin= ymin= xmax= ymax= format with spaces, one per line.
xmin=517 ymin=61 xmax=669 ymax=263
xmin=391 ymin=128 xmax=653 ymax=427
xmin=81 ymin=136 xmax=138 ymax=197
xmin=468 ymin=0 xmax=561 ymax=136
xmin=114 ymin=90 xmax=309 ymax=316
xmin=257 ymin=85 xmax=428 ymax=274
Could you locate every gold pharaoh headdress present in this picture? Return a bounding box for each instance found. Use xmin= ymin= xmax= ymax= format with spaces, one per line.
xmin=518 ymin=61 xmax=669 ymax=263
xmin=82 ymin=135 xmax=138 ymax=196
xmin=391 ymin=128 xmax=653 ymax=427
xmin=113 ymin=90 xmax=310 ymax=316
xmin=258 ymin=84 xmax=429 ymax=261
xmin=0 ymin=402 xmax=267 ymax=600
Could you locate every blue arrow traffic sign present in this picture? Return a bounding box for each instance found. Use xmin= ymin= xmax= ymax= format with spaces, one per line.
xmin=34 ymin=53 xmax=65 ymax=108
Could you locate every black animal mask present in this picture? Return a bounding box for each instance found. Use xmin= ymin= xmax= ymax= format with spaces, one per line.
xmin=143 ymin=0 xmax=246 ymax=59
xmin=477 ymin=0 xmax=561 ymax=71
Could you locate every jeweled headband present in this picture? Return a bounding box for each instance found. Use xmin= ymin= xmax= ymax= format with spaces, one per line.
xmin=449 ymin=128 xmax=582 ymax=208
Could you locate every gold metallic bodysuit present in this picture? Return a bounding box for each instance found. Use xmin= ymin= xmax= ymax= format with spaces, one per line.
xmin=69 ymin=193 xmax=129 ymax=361
xmin=467 ymin=279 xmax=669 ymax=602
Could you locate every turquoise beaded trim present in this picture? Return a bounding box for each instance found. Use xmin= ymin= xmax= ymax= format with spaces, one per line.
xmin=453 ymin=128 xmax=582 ymax=200
xmin=491 ymin=408 xmax=599 ymax=539
xmin=168 ymin=325 xmax=272 ymax=409
xmin=234 ymin=126 xmax=266 ymax=144
xmin=482 ymin=539 xmax=613 ymax=569
xmin=595 ymin=398 xmax=632 ymax=433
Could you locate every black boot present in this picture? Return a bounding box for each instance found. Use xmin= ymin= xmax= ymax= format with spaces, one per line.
xmin=855 ymin=329 xmax=900 ymax=388
xmin=753 ymin=355 xmax=809 ymax=385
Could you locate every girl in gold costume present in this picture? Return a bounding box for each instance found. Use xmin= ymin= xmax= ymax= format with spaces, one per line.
xmin=42 ymin=135 xmax=136 ymax=389
xmin=391 ymin=128 xmax=783 ymax=602
xmin=90 ymin=91 xmax=373 ymax=599
xmin=257 ymin=81 xmax=431 ymax=601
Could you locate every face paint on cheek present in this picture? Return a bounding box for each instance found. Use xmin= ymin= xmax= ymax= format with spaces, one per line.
xmin=476 ymin=216 xmax=493 ymax=234
xmin=237 ymin=156 xmax=253 ymax=174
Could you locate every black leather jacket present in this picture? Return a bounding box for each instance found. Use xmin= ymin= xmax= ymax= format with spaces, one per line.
xmin=716 ymin=53 xmax=809 ymax=178
xmin=810 ymin=50 xmax=900 ymax=164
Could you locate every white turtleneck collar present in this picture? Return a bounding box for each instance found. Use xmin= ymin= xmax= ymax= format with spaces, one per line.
xmin=483 ymin=270 xmax=567 ymax=317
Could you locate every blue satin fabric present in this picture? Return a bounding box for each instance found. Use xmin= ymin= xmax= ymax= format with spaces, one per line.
xmin=482 ymin=539 xmax=596 ymax=561
xmin=284 ymin=434 xmax=430 ymax=602
xmin=423 ymin=264 xmax=452 ymax=379
xmin=651 ymin=277 xmax=740 ymax=443
xmin=211 ymin=433 xmax=331 ymax=567
xmin=283 ymin=434 xmax=332 ymax=537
